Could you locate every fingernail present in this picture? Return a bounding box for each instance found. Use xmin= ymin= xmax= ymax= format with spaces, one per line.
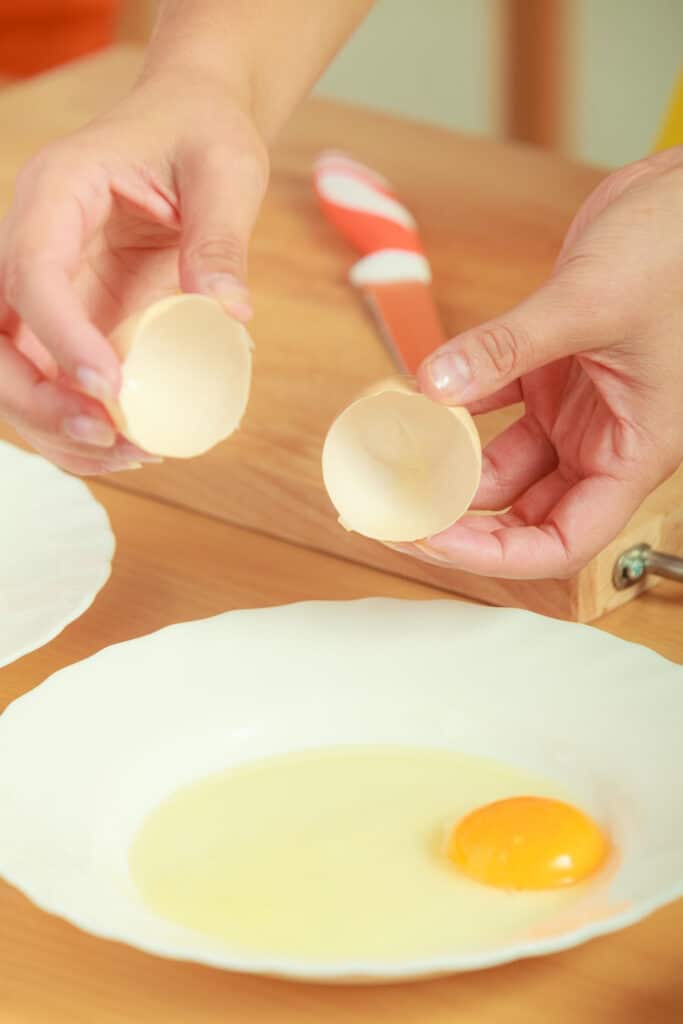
xmin=95 ymin=462 xmax=141 ymax=476
xmin=76 ymin=366 xmax=116 ymax=402
xmin=424 ymin=352 xmax=472 ymax=399
xmin=225 ymin=300 xmax=254 ymax=322
xmin=63 ymin=415 xmax=116 ymax=448
xmin=200 ymin=275 xmax=253 ymax=320
xmin=134 ymin=454 xmax=163 ymax=464
xmin=117 ymin=441 xmax=163 ymax=464
xmin=200 ymin=272 xmax=246 ymax=298
xmin=104 ymin=457 xmax=144 ymax=472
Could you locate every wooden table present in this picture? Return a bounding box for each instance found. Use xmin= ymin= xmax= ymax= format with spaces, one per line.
xmin=0 ymin=48 xmax=682 ymax=1024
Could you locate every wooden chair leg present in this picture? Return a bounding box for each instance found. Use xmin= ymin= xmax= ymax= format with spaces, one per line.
xmin=502 ymin=0 xmax=568 ymax=150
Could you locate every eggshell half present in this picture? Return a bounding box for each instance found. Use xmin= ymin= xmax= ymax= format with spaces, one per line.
xmin=322 ymin=377 xmax=482 ymax=542
xmin=108 ymin=295 xmax=252 ymax=458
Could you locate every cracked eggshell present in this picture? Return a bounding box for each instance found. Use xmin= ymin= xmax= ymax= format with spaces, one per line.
xmin=322 ymin=376 xmax=482 ymax=543
xmin=108 ymin=295 xmax=252 ymax=458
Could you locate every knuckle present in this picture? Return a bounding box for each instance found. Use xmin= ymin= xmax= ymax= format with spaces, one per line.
xmin=184 ymin=233 xmax=244 ymax=272
xmin=13 ymin=151 xmax=50 ymax=194
xmin=468 ymin=322 xmax=529 ymax=380
xmin=14 ymin=143 xmax=70 ymax=195
xmin=193 ymin=138 xmax=270 ymax=194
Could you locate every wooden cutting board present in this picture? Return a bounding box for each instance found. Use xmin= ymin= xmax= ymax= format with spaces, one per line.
xmin=0 ymin=46 xmax=680 ymax=622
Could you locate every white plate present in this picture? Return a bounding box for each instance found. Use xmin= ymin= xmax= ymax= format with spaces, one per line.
xmin=0 ymin=441 xmax=114 ymax=668
xmin=0 ymin=599 xmax=681 ymax=982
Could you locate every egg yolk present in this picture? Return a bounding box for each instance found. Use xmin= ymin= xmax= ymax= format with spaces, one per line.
xmin=448 ymin=796 xmax=608 ymax=890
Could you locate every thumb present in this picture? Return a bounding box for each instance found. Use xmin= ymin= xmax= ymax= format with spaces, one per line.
xmin=418 ymin=281 xmax=596 ymax=405
xmin=177 ymin=143 xmax=268 ymax=322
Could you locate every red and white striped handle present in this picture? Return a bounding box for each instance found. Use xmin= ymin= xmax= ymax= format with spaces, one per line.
xmin=313 ymin=151 xmax=444 ymax=371
xmin=313 ymin=150 xmax=424 ymax=255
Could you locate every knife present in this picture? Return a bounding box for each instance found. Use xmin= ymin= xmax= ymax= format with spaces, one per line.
xmin=313 ymin=150 xmax=447 ymax=375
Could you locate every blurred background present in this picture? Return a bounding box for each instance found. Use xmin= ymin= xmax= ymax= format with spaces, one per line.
xmin=0 ymin=0 xmax=681 ymax=167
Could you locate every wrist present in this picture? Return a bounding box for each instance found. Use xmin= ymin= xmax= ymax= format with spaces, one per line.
xmin=138 ymin=54 xmax=253 ymax=116
xmin=135 ymin=1 xmax=265 ymax=136
xmin=124 ymin=61 xmax=268 ymax=161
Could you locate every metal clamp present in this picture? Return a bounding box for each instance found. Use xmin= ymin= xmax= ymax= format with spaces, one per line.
xmin=613 ymin=544 xmax=683 ymax=590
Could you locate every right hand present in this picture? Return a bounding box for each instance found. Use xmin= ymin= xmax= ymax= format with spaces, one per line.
xmin=405 ymin=148 xmax=683 ymax=579
xmin=0 ymin=69 xmax=269 ymax=474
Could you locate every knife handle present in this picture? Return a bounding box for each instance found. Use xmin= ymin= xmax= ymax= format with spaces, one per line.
xmin=313 ymin=150 xmax=425 ymax=258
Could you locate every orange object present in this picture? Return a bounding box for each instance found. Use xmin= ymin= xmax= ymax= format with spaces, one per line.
xmin=360 ymin=279 xmax=447 ymax=375
xmin=313 ymin=151 xmax=447 ymax=375
xmin=0 ymin=1 xmax=121 ymax=78
xmin=448 ymin=796 xmax=609 ymax=890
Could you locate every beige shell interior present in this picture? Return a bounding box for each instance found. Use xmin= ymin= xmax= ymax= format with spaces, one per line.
xmin=322 ymin=382 xmax=482 ymax=543
xmin=108 ymin=294 xmax=252 ymax=458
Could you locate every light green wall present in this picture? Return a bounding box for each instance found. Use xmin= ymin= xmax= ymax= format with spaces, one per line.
xmin=573 ymin=0 xmax=683 ymax=165
xmin=315 ymin=0 xmax=495 ymax=136
xmin=315 ymin=0 xmax=683 ymax=168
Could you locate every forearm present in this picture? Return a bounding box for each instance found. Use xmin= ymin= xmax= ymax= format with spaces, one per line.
xmin=141 ymin=0 xmax=374 ymax=141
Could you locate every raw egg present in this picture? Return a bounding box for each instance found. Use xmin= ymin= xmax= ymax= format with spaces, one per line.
xmin=448 ymin=796 xmax=608 ymax=890
xmin=130 ymin=747 xmax=584 ymax=963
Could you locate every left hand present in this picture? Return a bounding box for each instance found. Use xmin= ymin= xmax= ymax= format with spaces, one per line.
xmin=393 ymin=148 xmax=683 ymax=580
xmin=0 ymin=69 xmax=267 ymax=474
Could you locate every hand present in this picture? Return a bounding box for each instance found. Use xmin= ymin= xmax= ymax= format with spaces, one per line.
xmin=0 ymin=69 xmax=268 ymax=473
xmin=398 ymin=147 xmax=683 ymax=579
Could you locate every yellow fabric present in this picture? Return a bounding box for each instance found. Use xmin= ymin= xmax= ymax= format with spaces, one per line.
xmin=654 ymin=69 xmax=683 ymax=151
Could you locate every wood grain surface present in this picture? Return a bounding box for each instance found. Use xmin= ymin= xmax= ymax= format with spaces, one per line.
xmin=1 ymin=42 xmax=682 ymax=1024
xmin=1 ymin=45 xmax=682 ymax=1024
xmin=1 ymin=477 xmax=681 ymax=1024
xmin=2 ymin=46 xmax=680 ymax=622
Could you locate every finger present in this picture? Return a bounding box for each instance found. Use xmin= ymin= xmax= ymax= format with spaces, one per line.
xmin=413 ymin=473 xmax=642 ymax=579
xmin=21 ymin=435 xmax=146 ymax=476
xmin=1 ymin=164 xmax=120 ymax=398
xmin=0 ymin=332 xmax=117 ymax=447
xmin=465 ymin=381 xmax=523 ymax=416
xmin=177 ymin=142 xmax=268 ymax=321
xmin=510 ymin=466 xmax=575 ymax=525
xmin=417 ymin=280 xmax=600 ymax=406
xmin=472 ymin=414 xmax=558 ymax=510
xmin=26 ymin=430 xmax=161 ymax=464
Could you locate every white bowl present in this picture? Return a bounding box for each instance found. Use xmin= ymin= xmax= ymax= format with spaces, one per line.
xmin=0 ymin=599 xmax=681 ymax=983
xmin=0 ymin=441 xmax=114 ymax=669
